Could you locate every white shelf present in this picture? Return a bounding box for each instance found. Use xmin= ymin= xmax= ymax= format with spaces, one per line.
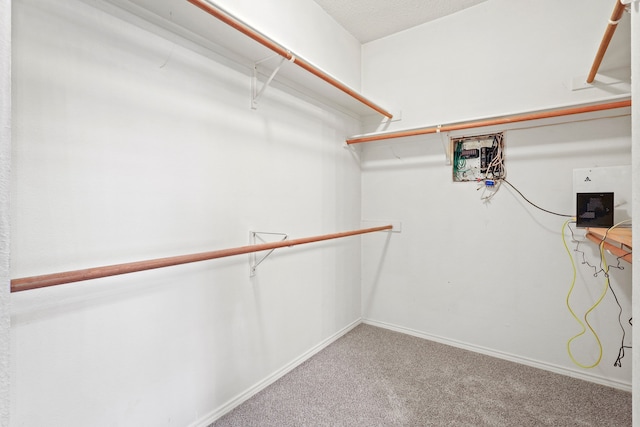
xmin=94 ymin=0 xmax=392 ymax=118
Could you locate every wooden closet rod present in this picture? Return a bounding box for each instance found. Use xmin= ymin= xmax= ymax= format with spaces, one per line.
xmin=186 ymin=0 xmax=393 ymax=119
xmin=10 ymin=225 xmax=393 ymax=293
xmin=346 ymin=99 xmax=631 ymax=145
xmin=587 ymin=0 xmax=627 ymax=84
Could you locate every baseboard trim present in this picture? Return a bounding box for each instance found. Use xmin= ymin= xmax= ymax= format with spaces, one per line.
xmin=362 ymin=318 xmax=632 ymax=392
xmin=190 ymin=318 xmax=362 ymax=427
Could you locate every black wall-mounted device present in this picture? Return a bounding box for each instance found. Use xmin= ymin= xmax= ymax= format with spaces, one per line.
xmin=576 ymin=192 xmax=614 ymax=228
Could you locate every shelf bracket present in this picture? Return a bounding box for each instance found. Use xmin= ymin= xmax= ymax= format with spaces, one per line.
xmin=249 ymin=231 xmax=288 ymax=277
xmin=252 ymin=55 xmax=288 ymax=109
xmin=438 ymin=127 xmax=452 ymax=165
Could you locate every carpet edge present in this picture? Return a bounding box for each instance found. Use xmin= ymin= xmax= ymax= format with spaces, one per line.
xmin=362 ymin=318 xmax=632 ymax=392
xmin=190 ymin=318 xmax=363 ymax=427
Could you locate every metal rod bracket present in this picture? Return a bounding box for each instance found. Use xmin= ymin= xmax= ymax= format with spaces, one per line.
xmin=252 ymin=55 xmax=287 ymax=109
xmin=438 ymin=128 xmax=452 ymax=165
xmin=249 ymin=231 xmax=288 ymax=277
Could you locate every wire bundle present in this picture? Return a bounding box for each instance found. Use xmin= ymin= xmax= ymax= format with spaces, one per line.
xmin=479 ymin=134 xmax=505 ymax=201
xmin=596 ymin=220 xmax=632 ymax=367
xmin=562 ymin=219 xmax=632 ymax=368
xmin=452 ymin=140 xmax=467 ymax=181
xmin=497 ymin=179 xmax=631 ymax=368
xmin=484 ymin=134 xmax=505 ymax=181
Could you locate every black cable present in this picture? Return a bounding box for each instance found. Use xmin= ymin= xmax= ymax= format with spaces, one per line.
xmin=567 ymin=223 xmax=603 ymax=276
xmin=593 ymin=226 xmax=632 ymax=368
xmin=567 ymin=221 xmax=578 ymax=241
xmin=568 ymin=221 xmax=631 ymax=367
xmin=574 ymin=240 xmax=604 ymax=277
xmin=603 ymin=252 xmax=627 ymax=275
xmin=614 ymin=346 xmax=631 ymax=368
xmin=570 ymin=231 xmax=626 ymax=277
xmin=500 ymin=178 xmax=574 ymax=217
xmin=606 ymin=276 xmax=632 ymax=368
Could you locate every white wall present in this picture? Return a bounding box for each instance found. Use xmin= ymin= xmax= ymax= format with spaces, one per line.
xmin=210 ymin=0 xmax=362 ymax=89
xmin=361 ymin=118 xmax=632 ymax=387
xmin=0 ymin=0 xmax=11 ymax=425
xmin=10 ymin=0 xmax=363 ymax=425
xmin=361 ymin=0 xmax=633 ymax=389
xmin=9 ymin=0 xmax=636 ymax=424
xmin=362 ymin=0 xmax=631 ymax=131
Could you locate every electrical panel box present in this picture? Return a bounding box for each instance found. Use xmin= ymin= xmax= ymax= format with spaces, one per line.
xmin=452 ymin=133 xmax=504 ymax=182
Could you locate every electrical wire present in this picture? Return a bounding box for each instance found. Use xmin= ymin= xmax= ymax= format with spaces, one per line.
xmin=484 ymin=134 xmax=505 ymax=180
xmin=479 ymin=134 xmax=505 ymax=202
xmin=596 ymin=219 xmax=631 ymax=273
xmin=501 ymin=179 xmax=574 ymax=217
xmin=479 ymin=181 xmax=501 ymax=201
xmin=566 ymin=220 xmax=633 ymax=368
xmin=562 ymin=219 xmax=606 ymax=369
xmin=568 ymin=223 xmax=600 ymax=275
xmin=453 ymin=140 xmax=466 ymax=181
xmin=609 ymin=274 xmax=632 ymax=367
xmin=574 ymin=240 xmax=606 ymax=277
xmin=569 ymin=223 xmax=626 ymax=277
xmin=597 ymin=219 xmax=632 ymax=367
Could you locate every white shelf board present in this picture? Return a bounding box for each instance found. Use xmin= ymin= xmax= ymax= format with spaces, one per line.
xmin=95 ymin=0 xmax=389 ymax=118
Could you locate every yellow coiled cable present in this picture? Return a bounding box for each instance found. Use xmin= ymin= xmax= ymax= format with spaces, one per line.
xmin=562 ymin=219 xmax=606 ymax=369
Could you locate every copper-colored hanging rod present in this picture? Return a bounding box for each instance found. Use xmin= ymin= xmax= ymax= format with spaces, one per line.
xmin=10 ymin=225 xmax=393 ymax=293
xmin=587 ymin=0 xmax=627 ymax=84
xmin=346 ymin=99 xmax=631 ymax=145
xmin=186 ymin=0 xmax=393 ymax=119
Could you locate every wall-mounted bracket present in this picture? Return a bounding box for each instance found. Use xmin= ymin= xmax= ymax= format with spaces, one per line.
xmin=438 ymin=127 xmax=452 ymax=165
xmin=251 ymin=55 xmax=289 ymax=109
xmin=249 ymin=231 xmax=288 ymax=277
xmin=567 ymin=68 xmax=631 ymax=91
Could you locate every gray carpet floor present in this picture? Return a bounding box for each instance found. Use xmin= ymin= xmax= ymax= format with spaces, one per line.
xmin=211 ymin=324 xmax=632 ymax=426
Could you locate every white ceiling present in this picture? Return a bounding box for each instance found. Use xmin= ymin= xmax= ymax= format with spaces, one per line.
xmin=312 ymin=0 xmax=489 ymax=43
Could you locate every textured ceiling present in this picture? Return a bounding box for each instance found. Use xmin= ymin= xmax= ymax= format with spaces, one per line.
xmin=312 ymin=0 xmax=489 ymax=43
